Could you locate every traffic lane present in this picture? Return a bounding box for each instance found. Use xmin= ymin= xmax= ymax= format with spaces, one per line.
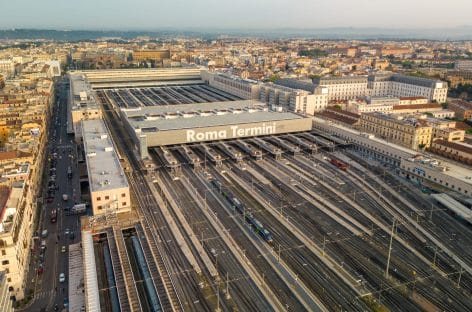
xmin=28 ymin=82 xmax=71 ymax=310
xmin=44 ymin=98 xmax=71 ymax=304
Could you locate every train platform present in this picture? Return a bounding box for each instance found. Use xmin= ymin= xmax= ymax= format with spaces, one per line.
xmin=68 ymin=243 xmax=85 ymax=312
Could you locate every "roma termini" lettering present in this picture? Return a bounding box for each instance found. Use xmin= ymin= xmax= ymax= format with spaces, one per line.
xmin=186 ymin=122 xmax=276 ymax=142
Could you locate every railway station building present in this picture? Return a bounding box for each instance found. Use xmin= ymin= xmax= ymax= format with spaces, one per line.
xmin=69 ymin=73 xmax=102 ymax=141
xmin=82 ymin=119 xmax=131 ymax=215
xmin=119 ymin=100 xmax=312 ymax=158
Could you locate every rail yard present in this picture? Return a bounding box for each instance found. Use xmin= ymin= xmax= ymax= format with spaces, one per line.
xmin=74 ymin=69 xmax=472 ymax=312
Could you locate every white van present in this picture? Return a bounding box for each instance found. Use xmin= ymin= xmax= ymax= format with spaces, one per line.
xmin=40 ymin=240 xmax=47 ymax=250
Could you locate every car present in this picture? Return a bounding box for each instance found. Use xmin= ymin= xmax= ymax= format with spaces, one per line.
xmin=61 ymin=246 xmax=66 ymax=253
xmin=69 ymin=231 xmax=75 ymax=240
xmin=59 ymin=273 xmax=65 ymax=283
xmin=63 ymin=298 xmax=68 ymax=308
xmin=41 ymin=229 xmax=48 ymax=238
xmin=64 ymin=228 xmax=70 ymax=235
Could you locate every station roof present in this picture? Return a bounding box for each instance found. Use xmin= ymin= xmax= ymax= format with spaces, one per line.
xmin=122 ymin=100 xmax=307 ymax=132
xmin=82 ymin=119 xmax=128 ymax=193
xmin=431 ymin=193 xmax=472 ymax=221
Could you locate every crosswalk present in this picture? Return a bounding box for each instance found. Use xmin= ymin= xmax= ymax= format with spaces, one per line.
xmin=34 ymin=289 xmax=55 ymax=300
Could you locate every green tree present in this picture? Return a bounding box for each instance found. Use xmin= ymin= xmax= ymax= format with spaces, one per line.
xmin=269 ymin=74 xmax=280 ymax=83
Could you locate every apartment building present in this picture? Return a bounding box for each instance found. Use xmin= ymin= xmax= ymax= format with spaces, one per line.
xmin=445 ymin=70 xmax=472 ymax=88
xmin=0 ymin=60 xmax=15 ymax=78
xmin=260 ymin=83 xmax=328 ymax=114
xmin=0 ymin=181 xmax=36 ymax=300
xmin=455 ymin=60 xmax=472 ymax=71
xmin=429 ymin=110 xmax=455 ymax=119
xmin=347 ymin=99 xmax=394 ymax=114
xmin=448 ymin=99 xmax=472 ymax=120
xmin=391 ymin=103 xmax=443 ymax=115
xmin=278 ymin=73 xmax=446 ymax=104
xmin=369 ymin=73 xmax=448 ymax=103
xmin=378 ymin=47 xmax=412 ymax=57
xmin=360 ymin=113 xmax=433 ymax=150
xmin=313 ymin=76 xmax=369 ymax=101
xmin=275 ymin=78 xmax=315 ymax=93
xmin=398 ymin=97 xmax=429 ymax=105
xmin=428 ymin=119 xmax=465 ymax=142
xmin=82 ymin=119 xmax=130 ymax=215
xmin=202 ymin=71 xmax=261 ymax=99
xmin=0 ymin=272 xmax=13 ymax=312
xmin=132 ymin=50 xmax=171 ymax=62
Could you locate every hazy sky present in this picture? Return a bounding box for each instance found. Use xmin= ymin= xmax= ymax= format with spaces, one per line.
xmin=1 ymin=0 xmax=471 ymax=30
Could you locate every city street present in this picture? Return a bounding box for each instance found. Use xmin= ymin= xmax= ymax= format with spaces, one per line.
xmin=19 ymin=77 xmax=83 ymax=312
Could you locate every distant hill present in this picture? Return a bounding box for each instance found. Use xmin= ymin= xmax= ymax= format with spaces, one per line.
xmin=1 ymin=27 xmax=472 ymax=41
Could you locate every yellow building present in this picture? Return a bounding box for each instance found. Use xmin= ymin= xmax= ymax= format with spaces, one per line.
xmin=429 ymin=119 xmax=465 ymax=142
xmin=132 ymin=50 xmax=171 ymax=62
xmin=0 ymin=126 xmax=10 ymax=146
xmin=360 ymin=113 xmax=432 ymax=150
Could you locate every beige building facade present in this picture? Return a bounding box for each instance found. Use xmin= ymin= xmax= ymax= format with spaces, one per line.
xmin=360 ymin=113 xmax=433 ymax=150
xmin=0 ymin=272 xmax=13 ymax=312
xmin=314 ymin=76 xmax=369 ymax=101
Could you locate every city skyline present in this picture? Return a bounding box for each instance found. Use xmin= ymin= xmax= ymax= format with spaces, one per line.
xmin=1 ymin=2 xmax=472 ymax=310
xmin=1 ymin=0 xmax=472 ymax=30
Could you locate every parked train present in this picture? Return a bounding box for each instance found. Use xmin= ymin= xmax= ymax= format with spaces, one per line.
xmin=330 ymin=157 xmax=349 ymax=171
xmin=211 ymin=179 xmax=273 ymax=243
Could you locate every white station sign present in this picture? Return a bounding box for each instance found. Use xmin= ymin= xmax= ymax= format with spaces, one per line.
xmin=186 ymin=122 xmax=277 ymax=143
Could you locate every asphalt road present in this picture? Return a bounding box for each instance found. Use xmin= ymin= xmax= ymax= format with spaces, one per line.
xmin=20 ymin=77 xmax=83 ymax=312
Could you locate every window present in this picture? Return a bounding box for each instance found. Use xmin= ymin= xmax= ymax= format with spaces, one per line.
xmin=122 ymin=202 xmax=127 ymax=206
xmin=1 ymin=250 xmax=5 ymax=256
xmin=121 ymin=193 xmax=126 ymax=198
xmin=105 ymin=195 xmax=110 ymax=200
xmin=2 ymin=260 xmax=9 ymax=265
xmin=97 ymin=197 xmax=101 ymax=201
xmin=7 ymin=278 xmax=11 ymax=282
xmin=97 ymin=205 xmax=102 ymax=210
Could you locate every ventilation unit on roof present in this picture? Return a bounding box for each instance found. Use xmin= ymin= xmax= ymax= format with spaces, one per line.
xmin=100 ymin=134 xmax=108 ymax=139
xmin=104 ymin=147 xmax=113 ymax=152
xmin=87 ymin=152 xmax=96 ymax=157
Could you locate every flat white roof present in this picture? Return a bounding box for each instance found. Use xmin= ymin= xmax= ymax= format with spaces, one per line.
xmin=70 ymin=73 xmax=99 ymax=111
xmin=82 ymin=119 xmax=128 ymax=193
xmin=123 ymin=100 xmax=307 ymax=132
xmin=439 ymin=162 xmax=472 ymax=185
